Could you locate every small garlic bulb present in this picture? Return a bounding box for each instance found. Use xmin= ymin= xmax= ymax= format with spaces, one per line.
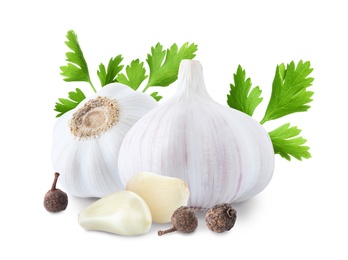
xmin=118 ymin=60 xmax=275 ymax=210
xmin=51 ymin=83 xmax=157 ymax=198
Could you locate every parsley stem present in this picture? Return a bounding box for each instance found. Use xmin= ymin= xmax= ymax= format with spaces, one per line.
xmin=89 ymin=80 xmax=97 ymax=93
xmin=142 ymin=84 xmax=150 ymax=93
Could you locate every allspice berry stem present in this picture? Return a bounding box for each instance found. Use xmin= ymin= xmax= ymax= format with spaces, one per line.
xmin=51 ymin=172 xmax=60 ymax=191
xmin=158 ymin=227 xmax=177 ymax=236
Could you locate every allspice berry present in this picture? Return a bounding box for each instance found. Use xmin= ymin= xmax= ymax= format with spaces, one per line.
xmin=205 ymin=203 xmax=237 ymax=233
xmin=158 ymin=206 xmax=198 ymax=236
xmin=44 ymin=172 xmax=68 ymax=213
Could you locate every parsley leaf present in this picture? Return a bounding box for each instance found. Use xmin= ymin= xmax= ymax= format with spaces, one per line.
xmin=144 ymin=42 xmax=198 ymax=91
xmin=60 ymin=30 xmax=96 ymax=92
xmin=97 ymin=55 xmax=124 ymax=87
xmin=260 ymin=60 xmax=314 ymax=124
xmin=116 ymin=59 xmax=148 ymax=90
xmin=268 ymin=123 xmax=311 ymax=161
xmin=54 ymin=88 xmax=86 ymax=117
xmin=150 ymin=92 xmax=163 ymax=101
xmin=227 ymin=65 xmax=263 ymax=116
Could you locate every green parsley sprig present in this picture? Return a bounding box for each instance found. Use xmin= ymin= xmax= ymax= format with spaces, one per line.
xmin=260 ymin=61 xmax=314 ymax=124
xmin=268 ymin=123 xmax=311 ymax=161
xmin=227 ymin=61 xmax=314 ymax=161
xmin=60 ymin=30 xmax=96 ymax=92
xmin=55 ymin=30 xmax=197 ymax=117
xmin=227 ymin=65 xmax=263 ymax=117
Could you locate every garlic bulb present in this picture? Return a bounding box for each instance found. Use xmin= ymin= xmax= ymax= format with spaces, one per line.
xmin=118 ymin=60 xmax=275 ymax=210
xmin=78 ymin=191 xmax=152 ymax=236
xmin=51 ymin=83 xmax=157 ymax=198
xmin=126 ymin=172 xmax=190 ymax=223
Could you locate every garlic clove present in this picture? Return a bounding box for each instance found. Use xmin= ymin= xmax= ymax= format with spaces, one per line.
xmin=78 ymin=191 xmax=152 ymax=236
xmin=126 ymin=172 xmax=190 ymax=223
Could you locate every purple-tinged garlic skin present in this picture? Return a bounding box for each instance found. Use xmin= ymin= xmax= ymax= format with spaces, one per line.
xmin=118 ymin=60 xmax=274 ymax=210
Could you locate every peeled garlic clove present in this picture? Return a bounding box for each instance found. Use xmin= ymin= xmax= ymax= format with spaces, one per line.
xmin=51 ymin=83 xmax=157 ymax=198
xmin=78 ymin=191 xmax=152 ymax=236
xmin=126 ymin=172 xmax=189 ymax=223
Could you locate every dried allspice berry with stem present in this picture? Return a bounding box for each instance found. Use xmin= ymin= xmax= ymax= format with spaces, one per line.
xmin=205 ymin=203 xmax=237 ymax=233
xmin=158 ymin=206 xmax=198 ymax=236
xmin=44 ymin=172 xmax=68 ymax=213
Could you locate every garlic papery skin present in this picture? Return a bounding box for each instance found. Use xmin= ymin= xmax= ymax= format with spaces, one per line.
xmin=78 ymin=191 xmax=152 ymax=236
xmin=118 ymin=60 xmax=275 ymax=210
xmin=51 ymin=83 xmax=157 ymax=198
xmin=126 ymin=172 xmax=189 ymax=223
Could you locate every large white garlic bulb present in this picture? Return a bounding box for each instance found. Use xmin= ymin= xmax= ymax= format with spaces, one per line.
xmin=118 ymin=60 xmax=275 ymax=210
xmin=51 ymin=83 xmax=157 ymax=198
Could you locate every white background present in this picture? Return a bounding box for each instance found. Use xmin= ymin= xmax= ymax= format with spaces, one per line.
xmin=1 ymin=0 xmax=347 ymax=259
